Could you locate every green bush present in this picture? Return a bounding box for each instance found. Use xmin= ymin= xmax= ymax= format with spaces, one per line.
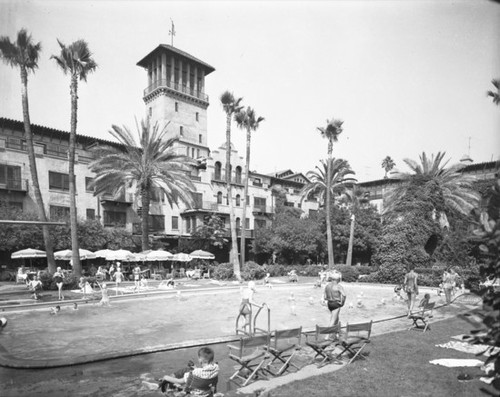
xmin=241 ymin=261 xmax=266 ymax=281
xmin=211 ymin=262 xmax=234 ymax=280
xmin=355 ymin=265 xmax=375 ymax=275
xmin=263 ymin=264 xmax=288 ymax=277
xmin=357 ymin=273 xmax=378 ymax=283
xmin=334 ymin=265 xmax=360 ymax=282
xmin=39 ymin=272 xmax=79 ymax=290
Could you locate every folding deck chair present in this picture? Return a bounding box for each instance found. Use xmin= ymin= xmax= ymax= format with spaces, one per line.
xmin=304 ymin=324 xmax=342 ymax=367
xmin=408 ymin=302 xmax=435 ymax=332
xmin=160 ymin=373 xmax=218 ymax=397
xmin=265 ymin=327 xmax=303 ymax=376
xmin=227 ymin=333 xmax=271 ymax=387
xmin=336 ymin=321 xmax=372 ymax=365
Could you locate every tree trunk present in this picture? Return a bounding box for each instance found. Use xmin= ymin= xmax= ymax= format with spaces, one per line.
xmin=326 ymin=140 xmax=334 ymax=269
xmin=240 ymin=127 xmax=251 ymax=267
xmin=69 ymin=75 xmax=81 ymax=277
xmin=225 ymin=114 xmax=241 ymax=280
xmin=141 ymin=185 xmax=150 ymax=251
xmin=20 ymin=67 xmax=57 ymax=273
xmin=346 ymin=214 xmax=355 ymax=266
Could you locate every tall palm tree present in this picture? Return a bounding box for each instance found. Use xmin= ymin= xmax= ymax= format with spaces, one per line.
xmin=220 ymin=91 xmax=243 ymax=280
xmin=384 ymin=152 xmax=480 ymax=217
xmin=0 ymin=29 xmax=57 ymax=273
xmin=52 ymin=39 xmax=97 ymax=277
xmin=89 ymin=120 xmax=197 ymax=250
xmin=317 ymin=118 xmax=345 ymax=269
xmin=301 ymin=158 xmax=356 ymax=267
xmin=381 ymin=156 xmax=396 ymax=178
xmin=341 ymin=186 xmax=369 ymax=266
xmin=235 ymin=106 xmax=264 ymax=266
xmin=487 ymin=79 xmax=500 ymax=105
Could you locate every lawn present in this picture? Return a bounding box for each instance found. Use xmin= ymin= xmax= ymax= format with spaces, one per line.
xmin=254 ymin=312 xmax=494 ymax=397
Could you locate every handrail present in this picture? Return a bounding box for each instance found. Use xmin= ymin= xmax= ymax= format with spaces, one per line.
xmin=235 ymin=301 xmax=270 ymax=337
xmin=252 ymin=302 xmax=271 ymax=336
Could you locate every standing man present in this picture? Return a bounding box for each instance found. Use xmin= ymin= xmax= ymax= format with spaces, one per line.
xmin=133 ymin=264 xmax=142 ymax=293
xmin=323 ymin=271 xmax=346 ymax=328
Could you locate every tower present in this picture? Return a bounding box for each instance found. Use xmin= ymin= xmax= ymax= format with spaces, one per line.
xmin=137 ymin=45 xmax=215 ymax=160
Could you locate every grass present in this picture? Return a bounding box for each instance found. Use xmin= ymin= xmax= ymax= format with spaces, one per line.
xmin=256 ymin=312 xmax=494 ymax=397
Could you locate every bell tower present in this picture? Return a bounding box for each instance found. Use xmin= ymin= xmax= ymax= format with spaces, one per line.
xmin=137 ymin=45 xmax=215 ymax=159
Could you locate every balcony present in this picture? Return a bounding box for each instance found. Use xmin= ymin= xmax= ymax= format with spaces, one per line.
xmin=252 ymin=181 xmax=263 ymax=187
xmin=236 ymin=228 xmax=254 ymax=238
xmin=100 ymin=192 xmax=134 ymax=205
xmin=189 ymin=174 xmax=202 ymax=182
xmin=252 ymin=205 xmax=274 ymax=214
xmin=211 ymin=173 xmax=244 ymax=185
xmin=143 ymin=79 xmax=209 ymax=103
xmin=0 ymin=178 xmax=28 ymax=193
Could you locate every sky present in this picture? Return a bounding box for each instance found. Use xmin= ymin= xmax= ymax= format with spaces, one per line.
xmin=0 ymin=0 xmax=499 ymax=182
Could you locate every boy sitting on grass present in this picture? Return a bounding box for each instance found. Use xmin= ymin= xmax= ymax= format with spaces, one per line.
xmin=159 ymin=347 xmax=219 ymax=394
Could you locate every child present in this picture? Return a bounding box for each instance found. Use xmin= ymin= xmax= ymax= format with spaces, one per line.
xmin=288 ymin=292 xmax=297 ymax=316
xmin=113 ymin=266 xmax=124 ymax=296
xmin=133 ymin=265 xmax=142 ymax=292
xmin=159 ymin=347 xmax=219 ymax=393
xmin=393 ymin=285 xmax=404 ymax=301
xmin=418 ymin=293 xmax=431 ymax=308
xmin=50 ymin=305 xmax=61 ymax=315
xmin=28 ymin=275 xmax=43 ymax=300
xmin=53 ymin=267 xmax=65 ymax=300
xmin=99 ymin=283 xmax=110 ymax=306
xmin=264 ymin=273 xmax=273 ymax=289
xmin=239 ymin=281 xmax=257 ymax=333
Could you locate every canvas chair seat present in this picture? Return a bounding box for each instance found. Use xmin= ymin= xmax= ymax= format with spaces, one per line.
xmin=336 ymin=321 xmax=372 ymax=365
xmin=304 ymin=324 xmax=342 ymax=367
xmin=265 ymin=327 xmax=303 ymax=376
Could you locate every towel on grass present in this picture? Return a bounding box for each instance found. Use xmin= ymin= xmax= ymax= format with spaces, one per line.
xmin=429 ymin=359 xmax=484 ymax=367
xmin=436 ymin=341 xmax=499 ymax=356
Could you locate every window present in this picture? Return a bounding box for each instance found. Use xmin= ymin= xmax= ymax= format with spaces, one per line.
xmin=254 ymin=197 xmax=267 ymax=207
xmin=192 ymin=217 xmax=197 ymax=232
xmin=245 ymin=218 xmax=250 ymax=229
xmin=236 ymin=194 xmax=241 ymax=206
xmin=85 ymin=177 xmax=94 ymax=192
xmin=0 ymin=164 xmax=22 ymax=189
xmin=86 ymin=209 xmax=95 ymax=220
xmin=235 ymin=166 xmax=242 ymax=184
xmin=197 ymin=149 xmax=200 ymax=158
xmin=214 ymin=162 xmax=222 ymax=180
xmin=49 ymin=171 xmax=70 ymax=191
xmin=175 ymin=102 xmax=179 ymax=112
xmin=103 ymin=210 xmax=126 ymax=226
xmin=196 ymin=112 xmax=199 ymax=122
xmin=193 ymin=192 xmax=203 ymax=208
xmin=172 ymin=216 xmax=179 ymax=230
xmin=217 ymin=191 xmax=223 ymax=204
xmin=255 ymin=219 xmax=267 ymax=229
xmin=186 ymin=146 xmax=189 ymax=156
xmin=45 ymin=143 xmax=68 ymax=158
xmin=236 ymin=217 xmax=241 ymax=229
xmin=149 ymin=107 xmax=152 ymax=117
xmin=191 ymin=148 xmax=195 ymax=158
xmin=199 ymin=134 xmax=202 ymax=143
xmin=6 ymin=137 xmax=26 ymax=151
xmin=149 ymin=215 xmax=165 ymax=232
xmin=50 ymin=205 xmax=70 ymax=220
xmin=180 ymin=126 xmax=184 ymax=136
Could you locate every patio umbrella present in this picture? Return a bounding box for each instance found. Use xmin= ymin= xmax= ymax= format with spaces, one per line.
xmin=171 ymin=253 xmax=192 ymax=262
xmin=11 ymin=248 xmax=46 ymax=259
xmin=94 ymin=249 xmax=113 ymax=258
xmin=54 ymin=249 xmax=96 ymax=261
xmin=145 ymin=250 xmax=173 ymax=261
xmin=105 ymin=249 xmax=134 ymax=261
xmin=189 ymin=250 xmax=215 ymax=260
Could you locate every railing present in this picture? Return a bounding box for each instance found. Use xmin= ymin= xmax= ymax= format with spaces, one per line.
xmin=236 ymin=228 xmax=254 ymax=238
xmin=211 ymin=173 xmax=225 ymax=182
xmin=143 ymin=78 xmax=209 ymax=102
xmin=253 ymin=205 xmax=274 ymax=214
xmin=101 ymin=192 xmax=134 ymax=203
xmin=189 ymin=174 xmax=202 ymax=182
xmin=191 ymin=201 xmax=220 ymax=212
xmin=5 ymin=140 xmax=26 ymax=151
xmin=0 ymin=178 xmax=27 ymax=191
xmin=45 ymin=148 xmax=68 ymax=158
xmin=252 ymin=181 xmax=263 ymax=187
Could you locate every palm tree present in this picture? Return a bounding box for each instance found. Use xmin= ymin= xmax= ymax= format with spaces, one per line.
xmin=384 ymin=152 xmax=480 ymax=217
xmin=301 ymin=158 xmax=356 ymax=268
xmin=51 ymin=39 xmax=97 ymax=277
xmin=89 ymin=120 xmax=197 ymax=250
xmin=487 ymin=79 xmax=500 ymax=105
xmin=317 ymin=118 xmax=345 ymax=269
xmin=341 ymin=186 xmax=369 ymax=266
xmin=235 ymin=106 xmax=264 ymax=267
xmin=381 ymin=156 xmax=396 ymax=178
xmin=0 ymin=29 xmax=57 ymax=273
xmin=220 ymin=91 xmax=243 ymax=280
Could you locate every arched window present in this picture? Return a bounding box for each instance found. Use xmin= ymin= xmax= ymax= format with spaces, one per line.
xmin=215 ymin=162 xmax=222 ymax=181
xmin=236 ymin=194 xmax=241 ymax=206
xmin=217 ymin=191 xmax=223 ymax=204
xmin=235 ymin=166 xmax=242 ymax=184
xmin=236 ymin=217 xmax=241 ymax=229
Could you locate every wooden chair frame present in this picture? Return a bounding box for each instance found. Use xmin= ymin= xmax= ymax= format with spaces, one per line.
xmin=265 ymin=327 xmax=303 ymax=376
xmin=304 ymin=324 xmax=342 ymax=367
xmin=408 ymin=302 xmax=435 ymax=332
xmin=336 ymin=321 xmax=372 ymax=365
xmin=227 ymin=333 xmax=271 ymax=387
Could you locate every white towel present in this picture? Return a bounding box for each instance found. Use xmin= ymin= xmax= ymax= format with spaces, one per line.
xmin=429 ymin=358 xmax=484 ymax=367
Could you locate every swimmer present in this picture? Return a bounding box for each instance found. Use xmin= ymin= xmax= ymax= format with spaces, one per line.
xmin=50 ymin=305 xmax=61 ymax=315
xmin=288 ymin=292 xmax=296 ymax=315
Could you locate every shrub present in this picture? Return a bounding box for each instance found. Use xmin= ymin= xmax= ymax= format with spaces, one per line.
xmin=357 ymin=273 xmax=378 ymax=283
xmin=211 ymin=262 xmax=234 ymax=280
xmin=241 ymin=261 xmax=266 ymax=281
xmin=334 ymin=265 xmax=360 ymax=283
xmin=355 ymin=265 xmax=375 ymax=275
xmin=263 ymin=264 xmax=288 ymax=277
xmin=39 ymin=271 xmax=79 ymax=290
